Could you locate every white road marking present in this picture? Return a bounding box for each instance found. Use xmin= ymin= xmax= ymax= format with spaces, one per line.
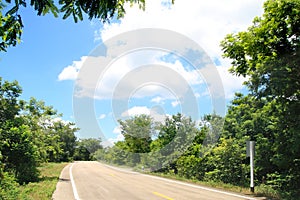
xmin=69 ymin=163 xmax=80 ymax=200
xmin=142 ymin=174 xmax=256 ymax=200
xmin=100 ymin=162 xmax=256 ymax=200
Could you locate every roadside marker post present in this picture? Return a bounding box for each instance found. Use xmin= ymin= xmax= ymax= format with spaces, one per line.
xmin=246 ymin=141 xmax=255 ymax=193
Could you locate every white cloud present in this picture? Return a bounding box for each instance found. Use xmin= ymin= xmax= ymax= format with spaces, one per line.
xmin=66 ymin=50 xmax=205 ymax=100
xmin=113 ymin=126 xmax=121 ymax=134
xmin=59 ymin=0 xmax=263 ymax=99
xmin=99 ymin=114 xmax=106 ymax=119
xmin=151 ymin=96 xmax=164 ymax=104
xmin=121 ymin=106 xmax=150 ymax=117
xmin=216 ymin=65 xmax=248 ymax=99
xmin=106 ymin=133 xmax=125 ymax=146
xmin=95 ymin=0 xmax=263 ymax=99
xmin=58 ymin=56 xmax=87 ymax=81
xmin=121 ymin=106 xmax=168 ymax=123
xmin=171 ymin=100 xmax=179 ymax=107
xmin=99 ymin=0 xmax=263 ymax=59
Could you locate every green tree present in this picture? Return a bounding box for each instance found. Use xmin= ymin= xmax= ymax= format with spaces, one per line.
xmin=21 ymin=97 xmax=78 ymax=163
xmin=0 ymin=152 xmax=21 ymax=200
xmin=0 ymin=0 xmax=151 ymax=51
xmin=79 ymin=138 xmax=102 ymax=154
xmin=152 ymin=113 xmax=199 ymax=173
xmin=73 ymin=145 xmax=91 ymax=161
xmin=119 ymin=115 xmax=153 ymax=153
xmin=0 ymin=78 xmax=39 ymax=184
xmin=175 ymin=113 xmax=223 ymax=180
xmin=51 ymin=120 xmax=78 ymax=162
xmin=202 ymin=138 xmax=248 ymax=186
xmin=118 ymin=115 xmax=153 ymax=165
xmin=73 ymin=138 xmax=102 ymax=161
xmin=221 ymin=0 xmax=300 ymax=197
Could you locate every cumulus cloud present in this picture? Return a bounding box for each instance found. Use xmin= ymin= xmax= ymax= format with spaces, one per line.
xmin=151 ymin=96 xmax=164 ymax=104
xmin=121 ymin=106 xmax=150 ymax=117
xmin=96 ymin=0 xmax=262 ymax=98
xmin=113 ymin=126 xmax=121 ymax=134
xmin=99 ymin=0 xmax=263 ymax=59
xmin=121 ymin=106 xmax=167 ymax=123
xmin=59 ymin=0 xmax=263 ymax=99
xmin=58 ymin=56 xmax=87 ymax=81
xmin=216 ymin=65 xmax=247 ymax=99
xmin=171 ymin=100 xmax=179 ymax=107
xmin=99 ymin=114 xmax=106 ymax=119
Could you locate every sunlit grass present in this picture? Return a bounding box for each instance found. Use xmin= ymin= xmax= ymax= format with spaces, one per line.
xmin=19 ymin=163 xmax=68 ymax=200
xmin=146 ymin=172 xmax=279 ymax=200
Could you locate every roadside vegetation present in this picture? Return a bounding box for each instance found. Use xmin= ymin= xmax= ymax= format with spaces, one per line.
xmin=0 ymin=77 xmax=103 ymax=199
xmin=0 ymin=0 xmax=299 ymax=199
xmin=95 ymin=1 xmax=300 ymax=199
xmin=19 ymin=163 xmax=68 ymax=200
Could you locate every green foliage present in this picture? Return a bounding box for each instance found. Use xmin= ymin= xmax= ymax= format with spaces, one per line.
xmin=0 ymin=0 xmax=150 ymax=51
xmin=73 ymin=145 xmax=91 ymax=161
xmin=0 ymin=2 xmax=23 ymax=52
xmin=221 ymin=0 xmax=300 ymax=198
xmin=202 ymin=138 xmax=248 ymax=186
xmin=74 ymin=138 xmax=102 ymax=160
xmin=19 ymin=162 xmax=68 ymax=200
xmin=79 ymin=138 xmax=102 ymax=154
xmin=176 ymin=155 xmax=201 ymax=179
xmin=0 ymin=77 xmax=78 ymax=188
xmin=0 ymin=78 xmax=39 ymax=184
xmin=3 ymin=125 xmax=40 ymax=184
xmin=0 ymin=171 xmax=21 ymax=200
xmin=119 ymin=115 xmax=153 ymax=157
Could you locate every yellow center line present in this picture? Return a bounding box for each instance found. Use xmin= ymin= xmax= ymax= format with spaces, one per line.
xmin=152 ymin=191 xmax=174 ymax=200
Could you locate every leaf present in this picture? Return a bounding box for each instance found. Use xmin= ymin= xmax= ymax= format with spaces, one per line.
xmin=6 ymin=6 xmax=18 ymax=16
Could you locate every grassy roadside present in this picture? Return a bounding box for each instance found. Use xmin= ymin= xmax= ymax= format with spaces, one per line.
xmin=144 ymin=172 xmax=278 ymax=199
xmin=19 ymin=162 xmax=68 ymax=200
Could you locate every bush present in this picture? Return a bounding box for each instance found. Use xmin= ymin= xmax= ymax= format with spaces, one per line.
xmin=0 ymin=172 xmax=21 ymax=200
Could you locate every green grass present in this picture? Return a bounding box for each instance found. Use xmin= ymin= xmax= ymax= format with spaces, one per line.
xmin=19 ymin=163 xmax=68 ymax=200
xmin=146 ymin=172 xmax=279 ymax=199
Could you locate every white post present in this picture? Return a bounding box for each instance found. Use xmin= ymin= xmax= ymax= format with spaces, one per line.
xmin=249 ymin=141 xmax=254 ymax=193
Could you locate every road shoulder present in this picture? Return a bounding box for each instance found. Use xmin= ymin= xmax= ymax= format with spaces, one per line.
xmin=52 ymin=163 xmax=74 ymax=200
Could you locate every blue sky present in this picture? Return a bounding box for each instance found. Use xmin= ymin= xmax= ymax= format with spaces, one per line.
xmin=0 ymin=0 xmax=264 ymax=145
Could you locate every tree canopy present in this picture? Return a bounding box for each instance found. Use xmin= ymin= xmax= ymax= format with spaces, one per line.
xmin=221 ymin=0 xmax=300 ymax=197
xmin=0 ymin=0 xmax=151 ymax=51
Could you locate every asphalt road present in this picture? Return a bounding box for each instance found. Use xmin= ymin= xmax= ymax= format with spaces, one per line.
xmin=52 ymin=161 xmax=260 ymax=200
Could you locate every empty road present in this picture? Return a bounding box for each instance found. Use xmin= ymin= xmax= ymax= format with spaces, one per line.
xmin=52 ymin=161 xmax=260 ymax=200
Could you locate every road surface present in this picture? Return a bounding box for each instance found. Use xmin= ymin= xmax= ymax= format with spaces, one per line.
xmin=52 ymin=161 xmax=261 ymax=200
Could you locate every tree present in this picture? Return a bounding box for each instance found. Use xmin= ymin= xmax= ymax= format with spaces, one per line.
xmin=152 ymin=113 xmax=199 ymax=173
xmin=51 ymin=120 xmax=78 ymax=162
xmin=221 ymin=0 xmax=300 ymax=197
xmin=119 ymin=115 xmax=153 ymax=154
xmin=78 ymin=138 xmax=102 ymax=154
xmin=20 ymin=97 xmax=78 ymax=162
xmin=0 ymin=78 xmax=79 ymax=184
xmin=0 ymin=0 xmax=150 ymax=51
xmin=0 ymin=78 xmax=39 ymax=184
xmin=118 ymin=115 xmax=153 ymax=165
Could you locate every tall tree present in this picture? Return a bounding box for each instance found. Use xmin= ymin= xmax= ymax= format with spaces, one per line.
xmin=119 ymin=115 xmax=153 ymax=153
xmin=153 ymin=113 xmax=199 ymax=173
xmin=221 ymin=0 xmax=300 ymax=197
xmin=0 ymin=78 xmax=39 ymax=184
xmin=118 ymin=114 xmax=153 ymax=164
